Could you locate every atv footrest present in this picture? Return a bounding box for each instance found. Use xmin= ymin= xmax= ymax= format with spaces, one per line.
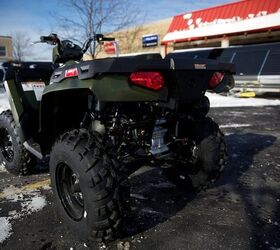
xmin=23 ymin=139 xmax=43 ymax=160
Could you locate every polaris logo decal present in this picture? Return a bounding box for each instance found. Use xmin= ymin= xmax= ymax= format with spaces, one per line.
xmin=194 ymin=64 xmax=206 ymax=69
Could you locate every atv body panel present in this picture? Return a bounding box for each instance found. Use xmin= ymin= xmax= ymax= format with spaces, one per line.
xmin=2 ymin=61 xmax=55 ymax=142
xmin=44 ymin=74 xmax=161 ymax=102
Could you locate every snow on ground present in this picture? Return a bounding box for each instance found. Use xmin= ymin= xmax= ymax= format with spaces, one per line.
xmin=206 ymin=92 xmax=280 ymax=107
xmin=22 ymin=196 xmax=47 ymax=214
xmin=0 ymin=164 xmax=8 ymax=173
xmin=0 ymin=184 xmax=49 ymax=243
xmin=220 ymin=124 xmax=252 ymax=128
xmin=0 ymin=217 xmax=12 ymax=244
xmin=0 ymin=92 xmax=9 ymax=113
xmin=0 ymin=219 xmax=12 ymax=244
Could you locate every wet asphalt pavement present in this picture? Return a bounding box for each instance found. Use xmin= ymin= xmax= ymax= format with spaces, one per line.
xmin=0 ymin=105 xmax=280 ymax=250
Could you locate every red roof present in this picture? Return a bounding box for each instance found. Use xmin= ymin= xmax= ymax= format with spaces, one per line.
xmin=162 ymin=0 xmax=280 ymax=44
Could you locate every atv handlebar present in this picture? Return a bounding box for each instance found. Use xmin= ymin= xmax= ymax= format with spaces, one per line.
xmin=40 ymin=33 xmax=114 ymax=47
xmin=82 ymin=34 xmax=116 ymax=54
xmin=95 ymin=34 xmax=115 ymax=43
xmin=40 ymin=36 xmax=54 ymax=42
xmin=40 ymin=34 xmax=60 ymax=45
xmin=39 ymin=33 xmax=117 ymax=58
xmin=102 ymin=37 xmax=115 ymax=41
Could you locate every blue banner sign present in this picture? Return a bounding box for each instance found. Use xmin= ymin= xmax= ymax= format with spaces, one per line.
xmin=142 ymin=34 xmax=158 ymax=48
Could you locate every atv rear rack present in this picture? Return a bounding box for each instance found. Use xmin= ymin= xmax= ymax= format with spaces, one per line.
xmin=51 ymin=57 xmax=235 ymax=83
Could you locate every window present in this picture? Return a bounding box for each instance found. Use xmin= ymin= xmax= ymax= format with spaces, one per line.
xmin=232 ymin=50 xmax=267 ymax=75
xmin=261 ymin=51 xmax=280 ymax=75
xmin=193 ymin=50 xmax=211 ymax=59
xmin=216 ymin=48 xmax=235 ymax=63
xmin=0 ymin=46 xmax=6 ymax=57
xmin=166 ymin=50 xmax=211 ymax=59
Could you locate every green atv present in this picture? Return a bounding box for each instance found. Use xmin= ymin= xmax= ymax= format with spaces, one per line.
xmin=0 ymin=33 xmax=234 ymax=242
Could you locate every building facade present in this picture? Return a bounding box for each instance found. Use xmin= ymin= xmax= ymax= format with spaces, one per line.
xmin=0 ymin=36 xmax=13 ymax=62
xmin=97 ymin=0 xmax=280 ymax=58
xmin=162 ymin=0 xmax=280 ymax=54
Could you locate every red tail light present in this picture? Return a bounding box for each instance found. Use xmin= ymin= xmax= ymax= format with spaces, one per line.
xmin=129 ymin=72 xmax=164 ymax=91
xmin=209 ymin=72 xmax=224 ymax=89
xmin=65 ymin=68 xmax=78 ymax=78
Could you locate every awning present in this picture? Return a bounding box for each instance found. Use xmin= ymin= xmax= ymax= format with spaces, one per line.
xmin=162 ymin=0 xmax=280 ymax=44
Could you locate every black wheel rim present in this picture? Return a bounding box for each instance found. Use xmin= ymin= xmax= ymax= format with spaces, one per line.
xmin=171 ymin=139 xmax=199 ymax=165
xmin=0 ymin=128 xmax=14 ymax=162
xmin=56 ymin=163 xmax=84 ymax=221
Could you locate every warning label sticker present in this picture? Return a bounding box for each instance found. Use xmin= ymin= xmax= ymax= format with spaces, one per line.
xmin=21 ymin=82 xmax=46 ymax=101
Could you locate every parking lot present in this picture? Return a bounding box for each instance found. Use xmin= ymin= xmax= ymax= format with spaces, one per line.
xmin=0 ymin=95 xmax=280 ymax=250
xmin=2 ymin=0 xmax=280 ymax=248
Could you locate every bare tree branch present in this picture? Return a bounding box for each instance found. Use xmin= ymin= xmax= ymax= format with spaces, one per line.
xmin=11 ymin=32 xmax=32 ymax=61
xmin=52 ymin=0 xmax=143 ymax=56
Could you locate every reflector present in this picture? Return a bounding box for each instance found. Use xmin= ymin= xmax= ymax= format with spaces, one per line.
xmin=129 ymin=72 xmax=164 ymax=91
xmin=65 ymin=68 xmax=78 ymax=78
xmin=209 ymin=72 xmax=224 ymax=89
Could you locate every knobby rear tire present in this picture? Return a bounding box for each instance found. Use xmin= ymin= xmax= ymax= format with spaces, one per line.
xmin=50 ymin=129 xmax=122 ymax=242
xmin=165 ymin=117 xmax=227 ymax=191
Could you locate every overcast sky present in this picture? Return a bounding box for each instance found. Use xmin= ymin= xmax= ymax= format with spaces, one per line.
xmin=0 ymin=0 xmax=234 ymax=60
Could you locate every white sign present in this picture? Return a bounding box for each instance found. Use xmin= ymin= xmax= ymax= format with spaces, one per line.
xmin=21 ymin=82 xmax=46 ymax=101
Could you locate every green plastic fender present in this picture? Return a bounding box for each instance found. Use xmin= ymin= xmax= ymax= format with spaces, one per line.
xmin=43 ymin=74 xmax=164 ymax=102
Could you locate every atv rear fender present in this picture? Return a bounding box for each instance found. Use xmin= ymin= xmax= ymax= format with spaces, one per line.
xmin=44 ymin=57 xmax=234 ymax=101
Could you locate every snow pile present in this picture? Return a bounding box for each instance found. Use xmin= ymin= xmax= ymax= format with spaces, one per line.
xmin=22 ymin=196 xmax=47 ymax=213
xmin=1 ymin=184 xmax=48 ymax=217
xmin=0 ymin=183 xmax=49 ymax=243
xmin=206 ymin=92 xmax=280 ymax=107
xmin=0 ymin=164 xmax=8 ymax=173
xmin=0 ymin=217 xmax=12 ymax=244
xmin=220 ymin=124 xmax=252 ymax=128
xmin=0 ymin=92 xmax=9 ymax=113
